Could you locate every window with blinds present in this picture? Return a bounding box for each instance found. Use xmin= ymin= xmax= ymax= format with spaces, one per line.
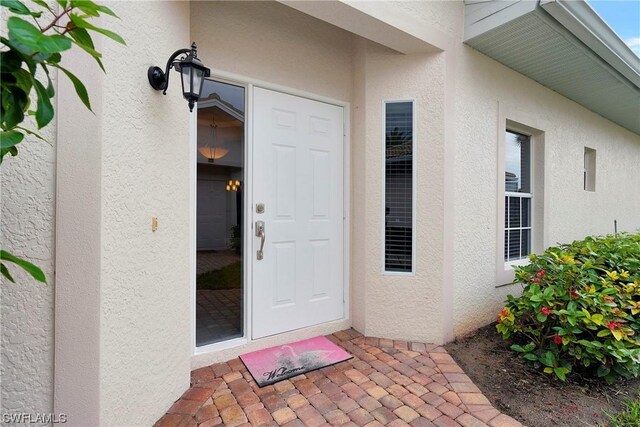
xmin=504 ymin=130 xmax=532 ymax=262
xmin=384 ymin=101 xmax=414 ymax=273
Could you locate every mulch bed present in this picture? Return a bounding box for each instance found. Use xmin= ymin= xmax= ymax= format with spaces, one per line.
xmin=445 ymin=323 xmax=639 ymax=427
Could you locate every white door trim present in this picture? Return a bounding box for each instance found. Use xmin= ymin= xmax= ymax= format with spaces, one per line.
xmin=190 ymin=70 xmax=351 ymax=357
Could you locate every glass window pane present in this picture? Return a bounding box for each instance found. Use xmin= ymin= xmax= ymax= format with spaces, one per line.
xmin=196 ymin=79 xmax=245 ymax=346
xmin=521 ymin=229 xmax=531 ymax=258
xmin=385 ymin=101 xmax=413 ymax=272
xmin=522 ymin=197 xmax=530 ymax=227
xmin=507 ymin=230 xmax=521 ymax=261
xmin=505 ymin=130 xmax=531 ymax=193
xmin=508 ymin=196 xmax=520 ymax=228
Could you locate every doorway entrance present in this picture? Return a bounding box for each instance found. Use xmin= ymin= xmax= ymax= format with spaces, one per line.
xmin=195 ymin=82 xmax=346 ymax=347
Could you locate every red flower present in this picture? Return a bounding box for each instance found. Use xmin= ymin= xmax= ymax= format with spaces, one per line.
xmin=500 ymin=309 xmax=509 ymax=317
xmin=497 ymin=316 xmax=503 ymax=324
xmin=554 ymin=334 xmax=563 ymax=345
xmin=613 ymin=308 xmax=621 ymax=314
xmin=532 ymin=278 xmax=542 ymax=283
xmin=606 ymin=321 xmax=619 ymax=330
xmin=541 ymin=306 xmax=551 ymax=315
xmin=537 ymin=269 xmax=546 ymax=278
xmin=570 ymin=290 xmax=579 ymax=299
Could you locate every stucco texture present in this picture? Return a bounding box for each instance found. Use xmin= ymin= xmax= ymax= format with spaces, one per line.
xmin=0 ymin=89 xmax=56 ymax=417
xmin=0 ymin=4 xmax=56 ymax=416
xmin=452 ymin=45 xmax=640 ymax=337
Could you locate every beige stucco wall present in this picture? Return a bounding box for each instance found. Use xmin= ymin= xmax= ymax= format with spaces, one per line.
xmin=452 ymin=45 xmax=640 ymax=337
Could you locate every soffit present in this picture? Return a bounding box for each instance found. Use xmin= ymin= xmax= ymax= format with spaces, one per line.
xmin=465 ymin=0 xmax=640 ymax=135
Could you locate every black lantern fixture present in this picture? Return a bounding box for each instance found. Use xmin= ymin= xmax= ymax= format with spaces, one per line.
xmin=147 ymin=42 xmax=211 ymax=112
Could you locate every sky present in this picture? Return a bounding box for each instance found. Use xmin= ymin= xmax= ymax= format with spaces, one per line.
xmin=588 ymin=0 xmax=640 ymax=57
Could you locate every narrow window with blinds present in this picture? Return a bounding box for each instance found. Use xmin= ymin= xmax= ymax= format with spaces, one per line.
xmin=384 ymin=101 xmax=414 ymax=273
xmin=504 ymin=130 xmax=532 ymax=262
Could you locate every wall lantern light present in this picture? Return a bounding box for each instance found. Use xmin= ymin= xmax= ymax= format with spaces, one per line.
xmin=147 ymin=42 xmax=211 ymax=112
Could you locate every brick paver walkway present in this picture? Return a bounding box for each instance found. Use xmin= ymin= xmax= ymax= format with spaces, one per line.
xmin=155 ymin=329 xmax=523 ymax=427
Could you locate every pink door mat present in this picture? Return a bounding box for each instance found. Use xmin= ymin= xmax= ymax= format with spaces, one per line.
xmin=240 ymin=336 xmax=353 ymax=387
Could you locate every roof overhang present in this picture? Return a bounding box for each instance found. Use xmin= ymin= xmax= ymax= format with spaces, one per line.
xmin=277 ymin=0 xmax=453 ymax=53
xmin=464 ymin=0 xmax=640 ymax=135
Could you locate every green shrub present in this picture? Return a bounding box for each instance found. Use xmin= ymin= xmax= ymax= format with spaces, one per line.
xmin=497 ymin=233 xmax=640 ymax=383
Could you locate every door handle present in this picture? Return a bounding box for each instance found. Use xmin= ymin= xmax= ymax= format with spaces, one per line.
xmin=256 ymin=220 xmax=265 ymax=260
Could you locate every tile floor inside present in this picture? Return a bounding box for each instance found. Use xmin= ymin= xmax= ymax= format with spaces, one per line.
xmin=155 ymin=329 xmax=524 ymax=427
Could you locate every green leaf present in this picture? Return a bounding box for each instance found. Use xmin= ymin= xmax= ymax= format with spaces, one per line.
xmin=3 ymin=86 xmax=28 ymax=129
xmin=1 ymin=0 xmax=40 ymax=17
xmin=68 ymin=28 xmax=105 ymax=71
xmin=0 ymin=263 xmax=16 ymax=283
xmin=523 ymin=353 xmax=538 ymax=361
xmin=0 ymin=130 xmax=24 ymax=150
xmin=70 ymin=0 xmax=117 ymax=17
xmin=31 ymin=77 xmax=54 ymax=128
xmin=553 ymin=367 xmax=568 ymax=381
xmin=7 ymin=17 xmax=72 ymax=53
xmin=0 ymin=250 xmax=47 ymax=283
xmin=0 ymin=50 xmax=23 ymax=73
xmin=537 ymin=313 xmax=548 ymax=322
xmin=53 ymin=65 xmax=91 ymax=111
xmin=0 ymin=146 xmax=19 ymax=162
xmin=16 ymin=126 xmax=47 ymax=142
xmin=591 ymin=314 xmax=604 ymax=325
xmin=597 ymin=365 xmax=610 ymax=377
xmin=69 ymin=13 xmax=125 ymax=45
xmin=510 ymin=344 xmax=524 ymax=352
xmin=597 ymin=329 xmax=612 ymax=338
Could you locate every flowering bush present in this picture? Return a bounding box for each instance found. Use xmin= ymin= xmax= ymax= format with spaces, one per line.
xmin=497 ymin=233 xmax=640 ymax=383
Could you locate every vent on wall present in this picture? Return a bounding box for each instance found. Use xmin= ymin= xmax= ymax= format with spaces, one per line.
xmin=584 ymin=147 xmax=596 ymax=192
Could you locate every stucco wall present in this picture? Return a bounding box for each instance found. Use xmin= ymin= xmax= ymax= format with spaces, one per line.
xmin=452 ymin=45 xmax=640 ymax=337
xmin=191 ymin=1 xmax=354 ymax=103
xmin=54 ymin=1 xmax=193 ymax=425
xmin=0 ymin=82 xmax=56 ymax=417
xmin=99 ymin=2 xmax=192 ymax=424
xmin=353 ymin=41 xmax=449 ymax=344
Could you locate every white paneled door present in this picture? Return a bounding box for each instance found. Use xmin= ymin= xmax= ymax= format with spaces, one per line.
xmin=252 ymin=87 xmax=344 ymax=339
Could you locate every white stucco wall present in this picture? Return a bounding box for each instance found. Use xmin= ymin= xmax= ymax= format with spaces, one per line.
xmin=54 ymin=2 xmax=193 ymax=425
xmin=354 ymin=41 xmax=449 ymax=344
xmin=0 ymin=4 xmax=56 ymax=416
xmin=0 ymin=82 xmax=57 ymax=417
xmin=452 ymin=45 xmax=640 ymax=337
xmin=191 ymin=1 xmax=354 ymax=103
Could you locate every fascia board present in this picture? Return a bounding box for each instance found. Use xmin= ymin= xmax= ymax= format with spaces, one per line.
xmin=464 ymin=0 xmax=538 ymax=41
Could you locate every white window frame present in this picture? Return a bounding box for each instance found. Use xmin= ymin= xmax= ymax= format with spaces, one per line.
xmin=504 ymin=130 xmax=533 ymax=266
xmin=382 ymin=99 xmax=417 ymax=276
xmin=496 ymin=107 xmax=547 ymax=286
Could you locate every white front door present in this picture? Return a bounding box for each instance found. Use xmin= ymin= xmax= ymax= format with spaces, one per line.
xmin=252 ymin=87 xmax=344 ymax=339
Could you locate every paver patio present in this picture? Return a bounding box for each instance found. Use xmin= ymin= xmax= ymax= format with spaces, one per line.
xmin=155 ymin=329 xmax=524 ymax=427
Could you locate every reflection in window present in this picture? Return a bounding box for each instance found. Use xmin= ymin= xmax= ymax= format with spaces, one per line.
xmin=196 ymin=80 xmax=245 ymax=346
xmin=504 ymin=130 xmax=532 ymax=262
